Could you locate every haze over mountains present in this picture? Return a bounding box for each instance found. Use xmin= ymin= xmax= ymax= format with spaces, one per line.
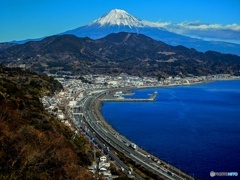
xmin=1 ymin=32 xmax=240 ymax=77
xmin=62 ymin=9 xmax=240 ymax=55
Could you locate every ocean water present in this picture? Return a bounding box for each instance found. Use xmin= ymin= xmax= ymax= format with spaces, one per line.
xmin=101 ymin=80 xmax=240 ymax=180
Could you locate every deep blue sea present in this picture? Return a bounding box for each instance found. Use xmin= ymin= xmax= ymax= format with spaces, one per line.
xmin=102 ymin=80 xmax=240 ymax=180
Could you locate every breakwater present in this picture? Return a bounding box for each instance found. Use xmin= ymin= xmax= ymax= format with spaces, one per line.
xmin=101 ymin=80 xmax=240 ymax=180
xmin=92 ymin=90 xmax=194 ymax=179
xmin=101 ymin=91 xmax=158 ymax=102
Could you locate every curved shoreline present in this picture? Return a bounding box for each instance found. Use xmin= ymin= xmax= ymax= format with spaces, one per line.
xmin=92 ymin=88 xmax=195 ymax=179
xmin=95 ymin=78 xmax=240 ymax=129
xmin=92 ymin=78 xmax=240 ymax=179
xmin=94 ymin=78 xmax=240 ymax=143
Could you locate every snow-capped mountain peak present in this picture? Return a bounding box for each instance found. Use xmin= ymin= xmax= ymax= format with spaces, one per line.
xmin=90 ymin=9 xmax=145 ymax=28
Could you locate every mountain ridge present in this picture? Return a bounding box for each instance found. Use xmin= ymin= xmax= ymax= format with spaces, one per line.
xmin=1 ymin=32 xmax=240 ymax=77
xmin=62 ymin=9 xmax=240 ymax=55
xmin=3 ymin=9 xmax=240 ymax=55
xmin=90 ymin=9 xmax=145 ymax=27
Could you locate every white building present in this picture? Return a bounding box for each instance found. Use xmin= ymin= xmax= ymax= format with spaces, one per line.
xmin=100 ymin=156 xmax=107 ymax=162
xmin=68 ymin=101 xmax=77 ymax=107
xmin=107 ymin=81 xmax=118 ymax=86
xmin=99 ymin=162 xmax=110 ymax=169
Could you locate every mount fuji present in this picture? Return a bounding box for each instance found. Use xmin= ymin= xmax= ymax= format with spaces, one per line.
xmin=63 ymin=9 xmax=240 ymax=55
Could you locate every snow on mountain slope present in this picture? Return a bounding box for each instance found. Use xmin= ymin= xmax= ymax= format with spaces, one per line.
xmin=10 ymin=9 xmax=240 ymax=55
xmin=89 ymin=9 xmax=165 ymax=29
xmin=90 ymin=9 xmax=145 ymax=27
xmin=62 ymin=9 xmax=240 ymax=55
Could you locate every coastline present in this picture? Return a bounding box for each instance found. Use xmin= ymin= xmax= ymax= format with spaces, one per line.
xmin=92 ymin=95 xmax=195 ymax=179
xmin=92 ymin=78 xmax=240 ymax=179
xmin=94 ymin=77 xmax=240 ymax=142
xmin=128 ymin=77 xmax=240 ymax=91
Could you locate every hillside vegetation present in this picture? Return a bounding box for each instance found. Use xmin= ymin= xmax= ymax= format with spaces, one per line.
xmin=0 ymin=66 xmax=93 ymax=179
xmin=1 ymin=32 xmax=240 ymax=77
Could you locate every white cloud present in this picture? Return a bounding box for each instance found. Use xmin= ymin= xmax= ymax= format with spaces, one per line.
xmin=172 ymin=21 xmax=240 ymax=31
xmin=147 ymin=20 xmax=240 ymax=44
xmin=141 ymin=20 xmax=171 ymax=28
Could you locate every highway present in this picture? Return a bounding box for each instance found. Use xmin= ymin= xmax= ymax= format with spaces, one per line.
xmin=73 ymin=96 xmax=142 ymax=179
xmin=74 ymin=90 xmax=194 ymax=180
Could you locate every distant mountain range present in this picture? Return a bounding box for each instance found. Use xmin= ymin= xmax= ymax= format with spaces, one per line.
xmin=2 ymin=9 xmax=239 ymax=56
xmin=62 ymin=9 xmax=240 ymax=55
xmin=1 ymin=32 xmax=239 ymax=77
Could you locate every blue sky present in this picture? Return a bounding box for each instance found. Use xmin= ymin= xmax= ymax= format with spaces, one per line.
xmin=0 ymin=0 xmax=239 ymax=43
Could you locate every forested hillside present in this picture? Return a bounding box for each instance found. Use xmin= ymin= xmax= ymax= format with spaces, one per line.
xmin=0 ymin=66 xmax=93 ymax=179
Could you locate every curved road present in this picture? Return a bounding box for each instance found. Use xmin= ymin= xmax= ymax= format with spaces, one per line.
xmin=79 ymin=90 xmax=194 ymax=180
